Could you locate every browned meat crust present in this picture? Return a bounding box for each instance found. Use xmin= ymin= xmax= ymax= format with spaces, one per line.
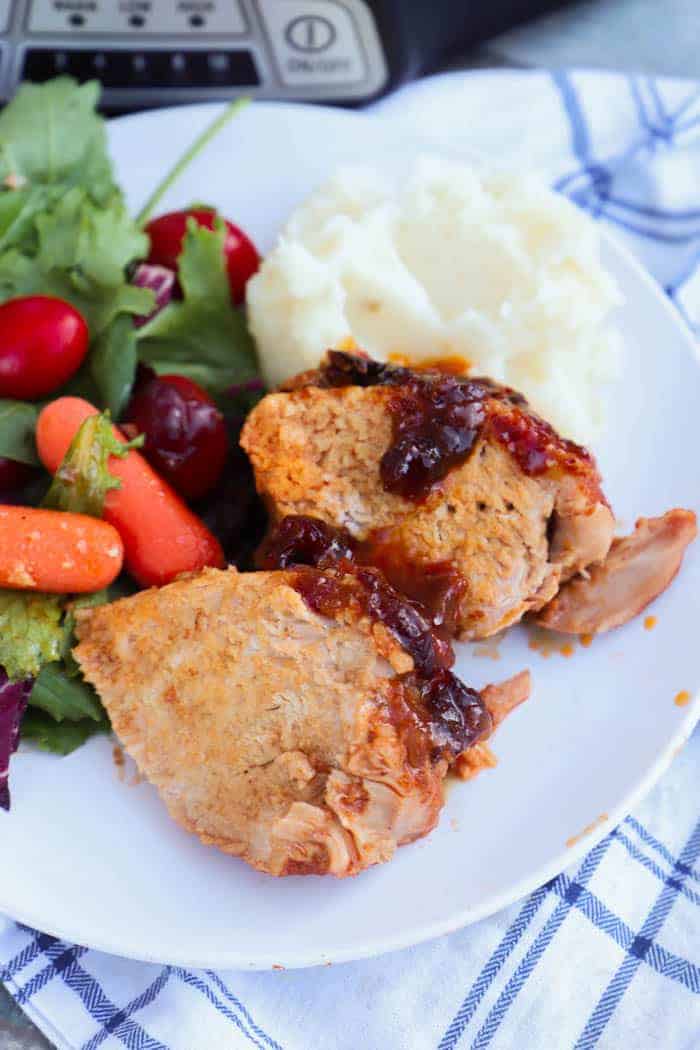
xmin=537 ymin=509 xmax=697 ymax=635
xmin=482 ymin=669 xmax=531 ymax=729
xmin=74 ymin=567 xmax=524 ymax=877
xmin=241 ymin=353 xmax=614 ymax=640
xmin=453 ymin=670 xmax=531 ymax=781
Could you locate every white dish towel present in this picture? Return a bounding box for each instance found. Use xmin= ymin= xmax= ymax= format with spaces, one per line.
xmin=1 ymin=70 xmax=699 ymax=1050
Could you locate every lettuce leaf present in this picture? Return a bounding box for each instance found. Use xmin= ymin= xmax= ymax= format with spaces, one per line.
xmin=0 ymin=78 xmax=114 ymax=204
xmin=24 ymin=585 xmax=124 ymax=755
xmin=0 ymin=77 xmax=114 ymax=262
xmin=90 ymin=313 xmax=139 ymax=418
xmin=137 ymin=218 xmax=258 ymax=394
xmin=0 ymin=79 xmax=154 ymax=434
xmin=0 ymin=189 xmax=153 ymax=337
xmin=36 ymin=188 xmax=146 ymax=287
xmin=30 ymin=663 xmax=104 ymax=723
xmin=0 ymin=583 xmax=112 ymax=771
xmin=0 ymin=398 xmax=39 ymax=465
xmin=21 ymin=708 xmax=109 ymax=756
xmin=0 ymin=592 xmax=63 ymax=681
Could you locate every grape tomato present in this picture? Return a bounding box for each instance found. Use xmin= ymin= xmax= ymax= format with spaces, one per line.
xmin=0 ymin=296 xmax=89 ymax=400
xmin=145 ymin=209 xmax=259 ymax=304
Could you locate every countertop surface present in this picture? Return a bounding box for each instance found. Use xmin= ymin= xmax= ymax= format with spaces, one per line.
xmin=1 ymin=0 xmax=697 ymax=1045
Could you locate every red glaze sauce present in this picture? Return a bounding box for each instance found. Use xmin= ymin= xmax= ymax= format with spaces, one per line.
xmin=487 ymin=407 xmax=592 ymax=478
xmin=293 ymin=564 xmax=452 ymax=677
xmin=317 ymin=350 xmax=590 ymax=499
xmin=290 ymin=562 xmax=491 ymax=761
xmin=259 ymin=515 xmax=467 ymax=634
xmin=362 ymin=544 xmax=467 ymax=634
xmin=258 ymin=515 xmax=354 ymax=570
xmin=320 ymin=352 xmax=496 ymax=500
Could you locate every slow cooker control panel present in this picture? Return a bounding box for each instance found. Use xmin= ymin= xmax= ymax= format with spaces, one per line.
xmin=0 ymin=0 xmax=388 ymax=105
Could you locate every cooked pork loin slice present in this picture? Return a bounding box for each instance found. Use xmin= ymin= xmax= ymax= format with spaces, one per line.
xmin=74 ymin=566 xmax=523 ymax=877
xmin=452 ymin=669 xmax=531 ymax=781
xmin=537 ymin=509 xmax=697 ymax=635
xmin=481 ymin=669 xmax=531 ymax=729
xmin=242 ymin=352 xmax=614 ymax=640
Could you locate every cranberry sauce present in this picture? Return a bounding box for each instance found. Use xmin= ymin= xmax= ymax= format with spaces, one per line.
xmin=412 ymin=669 xmax=490 ymax=761
xmin=291 ymin=563 xmax=491 ymax=762
xmin=293 ymin=564 xmax=451 ymax=677
xmin=362 ymin=547 xmax=467 ymax=635
xmin=488 ymin=408 xmax=593 ymax=478
xmin=258 ymin=515 xmax=355 ymax=570
xmin=317 ymin=350 xmax=590 ymax=497
xmin=378 ymin=380 xmax=486 ymax=501
xmin=320 ymin=351 xmax=397 ymax=388
xmin=320 ymin=351 xmax=490 ymax=500
xmin=259 ymin=514 xmax=468 ymax=634
xmin=319 ymin=351 xmax=520 ymax=501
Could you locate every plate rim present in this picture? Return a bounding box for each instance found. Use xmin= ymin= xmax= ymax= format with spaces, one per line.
xmin=2 ymin=99 xmax=699 ymax=970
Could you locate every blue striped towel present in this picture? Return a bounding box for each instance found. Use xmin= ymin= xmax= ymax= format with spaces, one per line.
xmin=2 ymin=70 xmax=699 ymax=1050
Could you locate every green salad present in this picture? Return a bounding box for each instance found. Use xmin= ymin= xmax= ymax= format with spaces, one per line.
xmin=0 ymin=76 xmax=264 ymax=806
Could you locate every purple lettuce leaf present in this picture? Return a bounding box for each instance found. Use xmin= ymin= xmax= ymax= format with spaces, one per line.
xmin=0 ymin=669 xmax=32 ymax=811
xmin=132 ymin=263 xmax=175 ymax=328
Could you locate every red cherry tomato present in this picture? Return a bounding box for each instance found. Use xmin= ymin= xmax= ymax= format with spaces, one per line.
xmin=125 ymin=373 xmax=229 ymax=501
xmin=0 ymin=296 xmax=89 ymax=400
xmin=145 ymin=209 xmax=259 ymax=305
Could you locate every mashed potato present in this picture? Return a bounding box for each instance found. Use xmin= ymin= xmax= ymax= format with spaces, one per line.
xmin=247 ymin=157 xmax=622 ymax=442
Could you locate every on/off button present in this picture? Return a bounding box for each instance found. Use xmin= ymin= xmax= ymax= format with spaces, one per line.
xmin=285 ymin=15 xmax=336 ymax=53
xmin=258 ymin=0 xmax=366 ymax=87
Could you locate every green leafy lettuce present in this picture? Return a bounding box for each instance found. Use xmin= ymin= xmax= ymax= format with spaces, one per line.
xmin=30 ymin=663 xmax=105 ymax=723
xmin=137 ymin=217 xmax=258 ymax=393
xmin=0 ymin=77 xmax=155 ymax=431
xmin=91 ymin=313 xmax=139 ymax=418
xmin=0 ymin=82 xmax=260 ymax=759
xmin=0 ymin=592 xmax=63 ymax=680
xmin=0 ymin=398 xmax=39 ymax=465
xmin=25 ymin=584 xmax=131 ymax=754
xmin=0 ymin=78 xmax=114 ymax=203
xmin=21 ymin=708 xmax=109 ymax=755
xmin=0 ymin=576 xmax=112 ymax=751
xmin=0 ymin=78 xmax=114 ymax=259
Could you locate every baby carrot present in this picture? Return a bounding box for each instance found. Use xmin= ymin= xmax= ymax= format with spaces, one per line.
xmin=36 ymin=397 xmax=225 ymax=587
xmin=0 ymin=505 xmax=124 ymax=593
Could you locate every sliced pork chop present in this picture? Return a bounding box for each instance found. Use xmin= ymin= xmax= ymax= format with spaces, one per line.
xmin=74 ymin=566 xmax=524 ymax=877
xmin=242 ymin=351 xmax=615 ymax=640
xmin=537 ymin=509 xmax=697 ymax=635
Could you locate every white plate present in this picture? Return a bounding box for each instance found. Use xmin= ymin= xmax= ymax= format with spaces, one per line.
xmin=2 ymin=103 xmax=699 ymax=971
